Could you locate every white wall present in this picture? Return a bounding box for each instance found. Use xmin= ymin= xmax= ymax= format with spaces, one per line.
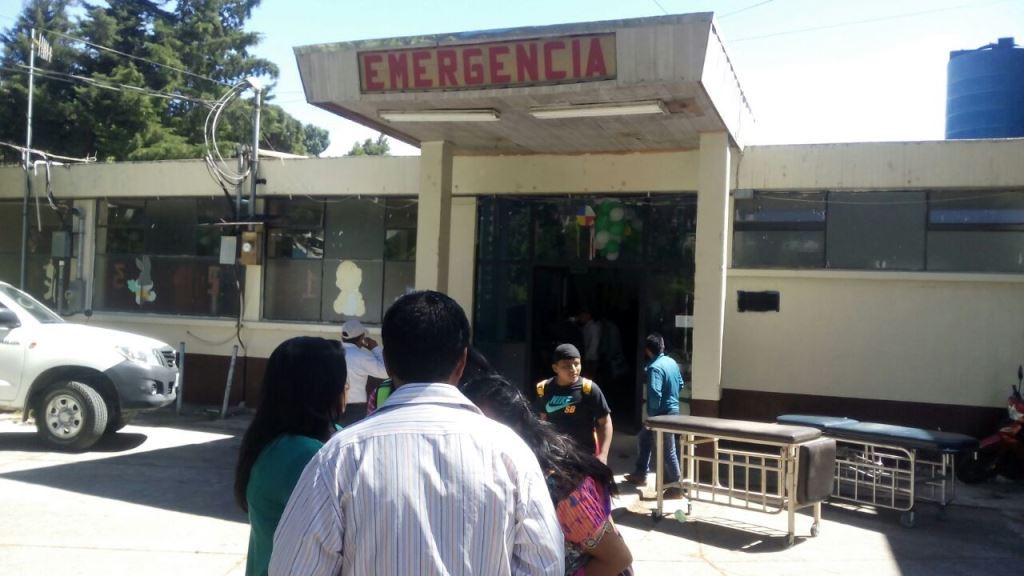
xmin=724 ymin=270 xmax=1024 ymax=408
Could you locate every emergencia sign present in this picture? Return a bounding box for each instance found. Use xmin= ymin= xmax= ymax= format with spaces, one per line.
xmin=358 ymin=33 xmax=616 ymax=93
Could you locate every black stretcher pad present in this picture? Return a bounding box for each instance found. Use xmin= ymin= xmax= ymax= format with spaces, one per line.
xmin=646 ymin=415 xmax=822 ymax=444
xmin=776 ymin=414 xmax=978 ymax=453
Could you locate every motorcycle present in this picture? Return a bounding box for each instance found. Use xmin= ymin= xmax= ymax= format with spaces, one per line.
xmin=958 ymin=365 xmax=1024 ymax=483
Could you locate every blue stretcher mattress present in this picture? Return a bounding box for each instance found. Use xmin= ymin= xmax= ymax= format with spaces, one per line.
xmin=777 ymin=415 xmax=978 ymax=453
xmin=777 ymin=415 xmax=859 ymax=429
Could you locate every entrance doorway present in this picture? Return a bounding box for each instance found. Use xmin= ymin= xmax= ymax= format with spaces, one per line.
xmin=531 ymin=267 xmax=642 ymax=429
xmin=473 ymin=194 xmax=698 ymax=431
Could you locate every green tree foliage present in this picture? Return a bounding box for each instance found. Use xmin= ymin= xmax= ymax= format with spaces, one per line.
xmin=346 ymin=133 xmax=390 ymax=156
xmin=304 ymin=124 xmax=329 ymax=157
xmin=0 ymin=0 xmax=82 ymax=163
xmin=0 ymin=0 xmax=328 ymax=162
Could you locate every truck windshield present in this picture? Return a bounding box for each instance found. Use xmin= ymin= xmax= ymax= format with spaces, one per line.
xmin=0 ymin=285 xmax=64 ymax=324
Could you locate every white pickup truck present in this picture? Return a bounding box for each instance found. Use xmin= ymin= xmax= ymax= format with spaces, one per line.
xmin=0 ymin=281 xmax=178 ymax=450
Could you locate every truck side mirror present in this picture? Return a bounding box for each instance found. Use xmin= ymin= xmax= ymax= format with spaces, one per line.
xmin=0 ymin=308 xmax=21 ymax=329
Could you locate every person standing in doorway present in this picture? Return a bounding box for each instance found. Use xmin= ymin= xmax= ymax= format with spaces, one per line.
xmin=270 ymin=291 xmax=564 ymax=575
xmin=575 ymin=309 xmax=602 ymax=380
xmin=624 ymin=333 xmax=683 ymax=497
xmin=535 ymin=343 xmax=614 ymax=464
xmin=338 ymin=319 xmax=388 ymax=426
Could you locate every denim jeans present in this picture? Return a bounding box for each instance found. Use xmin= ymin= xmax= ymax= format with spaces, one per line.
xmin=634 ymin=425 xmax=681 ymax=484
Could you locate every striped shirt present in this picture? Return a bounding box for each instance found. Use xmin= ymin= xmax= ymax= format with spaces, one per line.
xmin=269 ymin=382 xmax=565 ymax=576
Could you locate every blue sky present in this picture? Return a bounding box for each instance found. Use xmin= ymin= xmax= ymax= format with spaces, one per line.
xmin=2 ymin=0 xmax=1022 ymax=156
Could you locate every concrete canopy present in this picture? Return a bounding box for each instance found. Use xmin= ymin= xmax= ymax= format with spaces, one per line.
xmin=294 ymin=13 xmax=754 ymax=154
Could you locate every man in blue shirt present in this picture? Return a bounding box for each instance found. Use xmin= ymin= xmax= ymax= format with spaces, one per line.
xmin=624 ymin=333 xmax=683 ymax=495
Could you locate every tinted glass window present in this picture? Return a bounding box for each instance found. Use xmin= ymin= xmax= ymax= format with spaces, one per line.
xmin=827 ymin=191 xmax=925 ymax=271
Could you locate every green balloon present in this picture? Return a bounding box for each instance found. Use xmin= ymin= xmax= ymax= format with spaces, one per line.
xmin=605 ymin=240 xmax=620 ymax=253
xmin=610 ymin=222 xmax=625 ymax=236
xmin=596 ymin=218 xmax=610 ymax=232
xmin=598 ymin=202 xmax=613 ymax=216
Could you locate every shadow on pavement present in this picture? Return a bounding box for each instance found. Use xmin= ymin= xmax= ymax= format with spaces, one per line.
xmin=0 ymin=431 xmax=148 ymax=452
xmin=614 ymin=506 xmax=799 ymax=552
xmin=0 ymin=434 xmax=246 ymax=524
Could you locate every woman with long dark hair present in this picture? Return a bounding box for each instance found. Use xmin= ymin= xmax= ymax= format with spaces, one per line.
xmin=460 ymin=373 xmax=633 ymax=576
xmin=234 ymin=336 xmax=347 ymax=576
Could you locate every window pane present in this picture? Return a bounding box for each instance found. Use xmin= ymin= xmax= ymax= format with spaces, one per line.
xmin=733 ymin=230 xmax=825 ymax=268
xmin=534 ymin=199 xmax=576 ymax=261
xmin=103 ymin=199 xmax=146 ymax=226
xmin=827 ymin=191 xmax=925 ymax=270
xmin=267 ymin=229 xmax=324 ymax=259
xmin=321 ymin=259 xmax=383 ymax=324
xmin=103 ymin=228 xmax=145 ymax=255
xmin=385 ymin=198 xmax=418 ymax=228
xmin=0 ymin=255 xmax=18 ymax=286
xmin=384 ymin=229 xmax=416 ymax=261
xmin=736 ymin=192 xmax=826 ymax=224
xmin=264 ymin=259 xmax=323 ymax=321
xmin=383 ymin=261 xmax=416 ymax=313
xmin=474 ymin=263 xmax=528 ymax=342
xmin=648 ymin=196 xmax=697 ymax=263
xmin=143 ymin=199 xmax=197 ymax=256
xmin=928 ymin=231 xmax=1024 ymax=273
xmin=929 ymin=191 xmax=1024 ymax=226
xmin=478 ymin=197 xmax=529 ymax=261
xmin=324 ymin=198 xmax=385 ymax=260
xmin=197 ymin=198 xmax=237 ymax=257
xmin=267 ymin=198 xmax=323 ymax=228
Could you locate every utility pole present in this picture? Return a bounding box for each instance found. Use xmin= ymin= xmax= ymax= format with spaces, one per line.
xmin=19 ymin=28 xmax=37 ymax=289
xmin=248 ymin=82 xmax=262 ymax=218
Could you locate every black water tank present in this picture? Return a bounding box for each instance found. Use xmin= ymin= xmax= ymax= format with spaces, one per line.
xmin=946 ymin=37 xmax=1024 ymax=139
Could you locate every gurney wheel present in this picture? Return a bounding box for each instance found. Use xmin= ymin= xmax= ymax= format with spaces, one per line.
xmin=810 ymin=523 xmax=820 ymax=537
xmin=651 ymin=509 xmax=662 ymax=522
xmin=899 ymin=510 xmax=915 ymax=528
xmin=785 ymin=535 xmax=795 ymax=548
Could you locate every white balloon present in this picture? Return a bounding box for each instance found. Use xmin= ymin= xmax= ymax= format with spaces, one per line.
xmin=594 ymin=230 xmax=610 ymax=249
xmin=606 ymin=251 xmax=620 ymax=261
xmin=610 ymin=207 xmax=624 ymax=222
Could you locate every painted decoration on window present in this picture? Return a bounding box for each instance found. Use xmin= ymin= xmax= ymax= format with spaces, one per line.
xmin=333 ymin=260 xmax=366 ymax=317
xmin=127 ymin=256 xmax=157 ymax=305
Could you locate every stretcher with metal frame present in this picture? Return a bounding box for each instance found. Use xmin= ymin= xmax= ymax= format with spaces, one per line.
xmin=777 ymin=415 xmax=979 ymax=527
xmin=645 ymin=415 xmax=836 ymax=547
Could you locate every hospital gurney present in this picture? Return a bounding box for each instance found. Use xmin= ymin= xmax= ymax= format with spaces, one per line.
xmin=645 ymin=415 xmax=836 ymax=546
xmin=777 ymin=415 xmax=979 ymax=527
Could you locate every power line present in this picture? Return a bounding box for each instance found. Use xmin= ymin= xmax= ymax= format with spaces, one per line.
xmin=42 ymin=28 xmax=231 ymax=88
xmin=720 ymin=1 xmax=775 ymax=20
xmin=732 ymin=0 xmax=1014 ymax=42
xmin=0 ymin=140 xmax=95 ymax=164
xmin=651 ymin=0 xmax=670 ymax=16
xmin=4 ymin=64 xmax=216 ymax=106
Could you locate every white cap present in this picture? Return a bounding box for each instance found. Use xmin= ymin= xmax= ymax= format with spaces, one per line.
xmin=341 ymin=319 xmax=367 ymax=340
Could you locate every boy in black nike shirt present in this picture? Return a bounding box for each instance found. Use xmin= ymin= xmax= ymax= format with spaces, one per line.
xmin=534 ymin=343 xmax=614 ymax=463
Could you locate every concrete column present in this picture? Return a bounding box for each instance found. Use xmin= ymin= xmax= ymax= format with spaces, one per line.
xmin=691 ymin=131 xmax=731 ymax=417
xmin=415 ymin=141 xmax=454 ymax=292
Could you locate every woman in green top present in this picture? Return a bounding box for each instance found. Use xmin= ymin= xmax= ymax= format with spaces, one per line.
xmin=233 ymin=337 xmax=347 ymax=576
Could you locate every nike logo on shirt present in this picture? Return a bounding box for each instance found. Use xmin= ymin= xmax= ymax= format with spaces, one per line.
xmin=545 ymin=396 xmax=574 ymax=413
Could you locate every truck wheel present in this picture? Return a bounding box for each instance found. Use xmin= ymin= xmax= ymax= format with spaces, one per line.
xmin=36 ymin=381 xmax=108 ymax=451
xmin=105 ymin=410 xmax=135 ymax=435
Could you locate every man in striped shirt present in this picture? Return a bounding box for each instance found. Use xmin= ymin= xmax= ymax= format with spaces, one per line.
xmin=270 ymin=291 xmax=564 ymax=575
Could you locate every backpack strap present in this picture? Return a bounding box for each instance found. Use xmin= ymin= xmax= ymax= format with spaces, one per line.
xmin=581 ymin=378 xmax=592 ymax=395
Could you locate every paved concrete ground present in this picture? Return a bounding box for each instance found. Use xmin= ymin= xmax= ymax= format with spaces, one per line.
xmin=1 ymin=407 xmax=1022 ymax=576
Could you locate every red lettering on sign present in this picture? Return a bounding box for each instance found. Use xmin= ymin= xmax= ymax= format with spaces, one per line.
xmin=463 ymin=47 xmax=484 ymax=85
xmin=543 ymin=40 xmax=566 ymax=80
xmin=412 ymin=51 xmax=432 ymax=88
xmin=364 ymin=53 xmax=385 ymax=91
xmin=585 ymin=37 xmax=608 ymax=77
xmin=571 ymin=38 xmax=581 ymax=78
xmin=516 ymin=43 xmax=538 ymax=82
xmin=437 ymin=49 xmax=458 ymax=86
xmin=388 ymin=52 xmax=409 ymax=89
xmin=488 ymin=45 xmax=511 ymax=84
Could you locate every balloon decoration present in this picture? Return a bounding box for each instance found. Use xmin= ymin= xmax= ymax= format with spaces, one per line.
xmin=589 ymin=199 xmax=640 ymax=261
